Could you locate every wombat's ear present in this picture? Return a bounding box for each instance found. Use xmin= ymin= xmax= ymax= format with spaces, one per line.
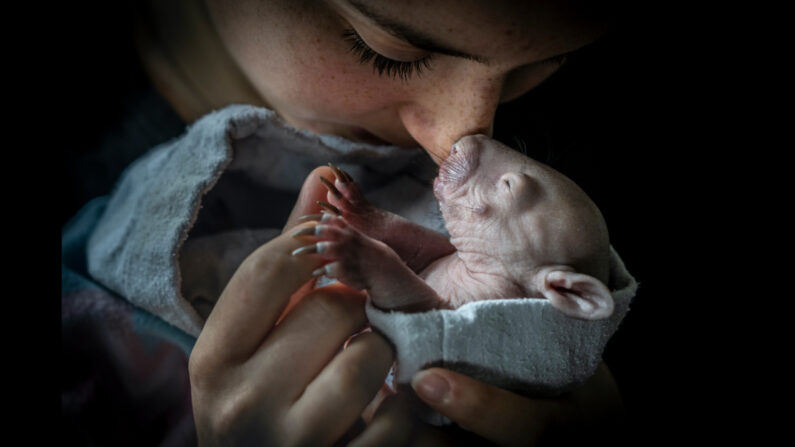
xmin=540 ymin=270 xmax=614 ymax=320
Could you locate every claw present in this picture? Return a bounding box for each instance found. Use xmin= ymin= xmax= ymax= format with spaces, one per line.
xmin=291 ymin=244 xmax=318 ymax=256
xmin=327 ymin=163 xmax=349 ymax=184
xmin=290 ymin=225 xmax=317 ymax=238
xmin=318 ymin=176 xmax=342 ymax=198
xmin=297 ymin=213 xmax=323 ymax=223
xmin=320 ymin=213 xmax=342 ymax=223
xmin=317 ymin=200 xmax=341 ymax=215
xmin=312 ymin=265 xmax=328 ymax=277
xmin=339 ymin=167 xmax=354 ymax=184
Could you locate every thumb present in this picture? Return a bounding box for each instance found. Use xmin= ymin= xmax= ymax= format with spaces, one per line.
xmin=410 ymin=368 xmax=567 ymax=445
xmin=282 ymin=166 xmax=337 ymax=233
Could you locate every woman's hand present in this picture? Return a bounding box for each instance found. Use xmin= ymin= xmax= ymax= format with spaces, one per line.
xmin=354 ymin=362 xmax=625 ymax=446
xmin=189 ymin=167 xmax=395 ymax=445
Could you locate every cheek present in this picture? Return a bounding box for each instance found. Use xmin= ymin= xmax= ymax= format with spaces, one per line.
xmin=500 ymin=62 xmax=563 ymax=103
xmin=276 ymin=51 xmax=402 ymax=122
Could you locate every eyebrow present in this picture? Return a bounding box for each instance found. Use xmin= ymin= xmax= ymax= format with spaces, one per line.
xmin=345 ymin=0 xmax=489 ymax=63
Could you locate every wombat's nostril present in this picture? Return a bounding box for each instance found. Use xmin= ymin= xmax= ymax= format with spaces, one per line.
xmin=452 ymin=134 xmax=486 ymax=157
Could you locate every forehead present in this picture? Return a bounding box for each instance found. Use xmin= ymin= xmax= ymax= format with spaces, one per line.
xmin=348 ymin=0 xmax=609 ymax=62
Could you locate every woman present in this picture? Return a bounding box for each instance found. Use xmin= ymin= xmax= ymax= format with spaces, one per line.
xmin=62 ymin=0 xmax=629 ymax=444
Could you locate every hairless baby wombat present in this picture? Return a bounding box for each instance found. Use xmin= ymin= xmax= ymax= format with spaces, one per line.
xmin=291 ymin=134 xmax=614 ymax=320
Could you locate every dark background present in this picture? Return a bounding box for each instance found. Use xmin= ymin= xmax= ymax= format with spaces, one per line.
xmin=45 ymin=1 xmax=752 ymax=445
xmin=493 ymin=18 xmax=721 ymax=443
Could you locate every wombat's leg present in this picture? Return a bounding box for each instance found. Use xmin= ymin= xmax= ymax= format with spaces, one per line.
xmin=320 ymin=165 xmax=455 ymax=273
xmin=292 ymin=214 xmax=445 ymax=311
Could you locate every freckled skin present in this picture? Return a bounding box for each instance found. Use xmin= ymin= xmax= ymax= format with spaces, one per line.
xmin=202 ymin=0 xmax=607 ymax=163
xmin=303 ymin=135 xmax=611 ymax=315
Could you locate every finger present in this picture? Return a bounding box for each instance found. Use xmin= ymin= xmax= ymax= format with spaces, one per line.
xmin=354 ymin=392 xmax=469 ymax=447
xmin=287 ymin=331 xmax=394 ymax=446
xmin=361 ymin=383 xmax=394 ymax=424
xmin=195 ymin=221 xmax=329 ymax=366
xmin=283 ymin=166 xmax=337 ymax=232
xmin=411 ymin=368 xmax=566 ymax=446
xmin=250 ymin=282 xmax=369 ymax=401
xmin=348 ymin=393 xmax=415 ymax=447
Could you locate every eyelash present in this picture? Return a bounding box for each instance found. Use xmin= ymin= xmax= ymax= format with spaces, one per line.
xmin=342 ymin=29 xmax=433 ymax=81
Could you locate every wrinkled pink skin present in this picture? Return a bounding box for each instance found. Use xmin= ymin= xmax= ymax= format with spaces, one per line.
xmin=309 ymin=135 xmax=614 ymax=320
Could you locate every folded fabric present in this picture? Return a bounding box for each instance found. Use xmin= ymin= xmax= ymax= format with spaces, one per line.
xmin=87 ymin=105 xmax=437 ymax=337
xmin=366 ymin=245 xmax=636 ymax=393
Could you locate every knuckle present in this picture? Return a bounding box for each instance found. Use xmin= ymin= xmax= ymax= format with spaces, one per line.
xmin=188 ymin=347 xmax=216 ymax=391
xmin=211 ymin=391 xmax=255 ymax=440
xmin=246 ymin=245 xmax=285 ymax=277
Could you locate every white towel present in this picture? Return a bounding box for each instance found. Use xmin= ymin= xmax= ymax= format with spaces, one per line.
xmin=366 ymin=246 xmax=636 ymax=391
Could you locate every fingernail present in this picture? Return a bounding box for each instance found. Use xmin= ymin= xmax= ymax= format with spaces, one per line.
xmin=412 ymin=371 xmax=450 ymax=404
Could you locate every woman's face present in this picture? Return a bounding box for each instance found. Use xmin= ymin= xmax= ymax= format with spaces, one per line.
xmin=205 ymin=0 xmax=608 ymax=163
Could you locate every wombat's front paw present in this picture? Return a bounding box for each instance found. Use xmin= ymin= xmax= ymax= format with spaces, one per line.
xmin=290 ymin=214 xmax=389 ymax=291
xmin=316 ymin=163 xmax=376 ymax=223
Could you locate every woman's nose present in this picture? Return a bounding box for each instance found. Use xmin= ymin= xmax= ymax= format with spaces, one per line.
xmin=398 ymin=70 xmax=503 ymax=164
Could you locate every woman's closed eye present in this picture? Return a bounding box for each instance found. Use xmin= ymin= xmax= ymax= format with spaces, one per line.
xmin=342 ymin=29 xmax=433 ymax=81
